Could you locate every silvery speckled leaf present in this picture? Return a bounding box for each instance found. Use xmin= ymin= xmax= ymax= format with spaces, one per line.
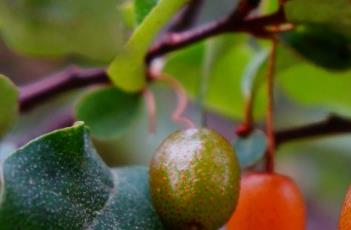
xmin=0 ymin=123 xmax=163 ymax=229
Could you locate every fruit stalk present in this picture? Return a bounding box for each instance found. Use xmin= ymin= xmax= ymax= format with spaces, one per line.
xmin=158 ymin=73 xmax=195 ymax=129
xmin=265 ymin=38 xmax=278 ymax=173
xmin=143 ymin=88 xmax=157 ymax=133
xmin=236 ymin=96 xmax=254 ymax=137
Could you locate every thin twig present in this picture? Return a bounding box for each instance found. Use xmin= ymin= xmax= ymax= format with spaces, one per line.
xmin=236 ymin=96 xmax=254 ymax=137
xmin=265 ymin=38 xmax=278 ymax=173
xmin=275 ymin=116 xmax=351 ymax=147
xmin=20 ymin=66 xmax=108 ymax=113
xmin=147 ymin=6 xmax=287 ymax=62
xmin=147 ymin=17 xmax=232 ymax=63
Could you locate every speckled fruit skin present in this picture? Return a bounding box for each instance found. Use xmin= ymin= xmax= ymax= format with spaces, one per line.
xmin=227 ymin=173 xmax=306 ymax=230
xmin=339 ymin=186 xmax=351 ymax=230
xmin=149 ymin=128 xmax=240 ymax=230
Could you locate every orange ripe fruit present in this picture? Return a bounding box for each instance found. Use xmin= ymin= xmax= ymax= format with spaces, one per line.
xmin=339 ymin=186 xmax=351 ymax=230
xmin=227 ymin=173 xmax=306 ymax=230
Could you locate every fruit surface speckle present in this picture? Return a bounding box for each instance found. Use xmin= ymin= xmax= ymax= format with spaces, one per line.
xmin=149 ymin=128 xmax=240 ymax=230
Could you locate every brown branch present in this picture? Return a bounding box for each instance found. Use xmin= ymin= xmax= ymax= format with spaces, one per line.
xmin=147 ymin=7 xmax=287 ymax=62
xmin=275 ymin=116 xmax=351 ymax=147
xmin=19 ymin=66 xmax=109 ymax=113
xmin=147 ymin=17 xmax=232 ymax=63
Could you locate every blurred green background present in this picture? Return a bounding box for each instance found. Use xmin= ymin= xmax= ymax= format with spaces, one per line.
xmin=0 ymin=0 xmax=350 ymax=229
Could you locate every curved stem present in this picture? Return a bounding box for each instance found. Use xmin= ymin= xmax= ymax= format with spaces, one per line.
xmin=158 ymin=74 xmax=196 ymax=129
xmin=143 ymin=88 xmax=157 ymax=134
xmin=265 ymin=38 xmax=278 ymax=173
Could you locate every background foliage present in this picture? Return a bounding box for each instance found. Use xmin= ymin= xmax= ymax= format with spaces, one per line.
xmin=0 ymin=0 xmax=350 ymax=229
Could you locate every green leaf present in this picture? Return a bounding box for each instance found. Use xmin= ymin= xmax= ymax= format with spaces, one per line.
xmin=75 ymin=87 xmax=142 ymax=140
xmin=0 ymin=0 xmax=126 ymax=61
xmin=285 ymin=0 xmax=351 ymax=37
xmin=90 ymin=167 xmax=163 ymax=229
xmin=119 ymin=0 xmax=136 ymax=29
xmin=165 ymin=34 xmax=267 ymax=120
xmin=276 ymin=42 xmax=302 ymax=71
xmin=0 ymin=123 xmax=163 ymax=229
xmin=278 ymin=63 xmax=351 ymax=117
xmin=134 ymin=0 xmax=159 ymax=24
xmin=280 ymin=25 xmax=351 ymax=70
xmin=259 ymin=0 xmax=279 ymax=15
xmin=196 ymin=38 xmax=226 ymax=123
xmin=108 ymin=0 xmax=190 ymax=92
xmin=233 ymin=129 xmax=267 ymax=168
xmin=0 ymin=75 xmax=18 ymax=139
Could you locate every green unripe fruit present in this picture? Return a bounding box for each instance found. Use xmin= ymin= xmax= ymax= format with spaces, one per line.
xmin=149 ymin=128 xmax=240 ymax=230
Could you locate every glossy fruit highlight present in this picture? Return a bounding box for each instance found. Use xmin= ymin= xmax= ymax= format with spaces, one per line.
xmin=227 ymin=173 xmax=306 ymax=230
xmin=339 ymin=186 xmax=351 ymax=230
xmin=149 ymin=128 xmax=240 ymax=230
